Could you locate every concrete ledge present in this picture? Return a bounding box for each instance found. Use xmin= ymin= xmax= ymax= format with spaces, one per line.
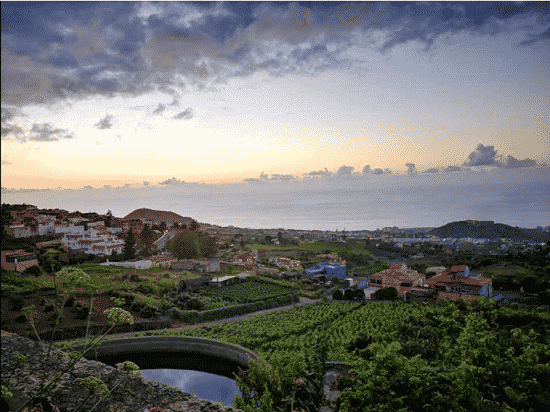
xmin=68 ymin=336 xmax=260 ymax=376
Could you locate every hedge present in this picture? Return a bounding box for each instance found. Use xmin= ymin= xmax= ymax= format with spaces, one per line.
xmin=172 ymin=293 xmax=299 ymax=324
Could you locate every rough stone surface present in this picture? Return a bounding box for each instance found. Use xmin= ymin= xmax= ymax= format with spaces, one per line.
xmin=1 ymin=330 xmax=242 ymax=412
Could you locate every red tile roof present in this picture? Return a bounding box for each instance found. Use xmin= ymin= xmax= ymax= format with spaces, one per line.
xmin=450 ymin=265 xmax=468 ymax=272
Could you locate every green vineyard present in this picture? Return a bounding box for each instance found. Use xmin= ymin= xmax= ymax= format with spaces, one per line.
xmin=202 ymin=277 xmax=297 ymax=304
xmin=143 ymin=300 xmax=550 ymax=412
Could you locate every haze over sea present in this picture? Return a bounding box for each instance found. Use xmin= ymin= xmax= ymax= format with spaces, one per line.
xmin=3 ymin=166 xmax=549 ymax=231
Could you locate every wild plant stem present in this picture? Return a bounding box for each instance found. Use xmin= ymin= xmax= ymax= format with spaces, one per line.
xmin=14 ymin=323 xmax=116 ymax=412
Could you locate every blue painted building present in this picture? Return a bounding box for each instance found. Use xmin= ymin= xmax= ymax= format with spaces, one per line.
xmin=305 ymin=262 xmax=347 ymax=279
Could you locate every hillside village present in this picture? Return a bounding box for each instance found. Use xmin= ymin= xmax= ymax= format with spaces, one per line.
xmin=3 ymin=204 xmax=549 ymax=308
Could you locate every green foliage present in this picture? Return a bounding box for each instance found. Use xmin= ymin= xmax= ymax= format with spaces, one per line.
xmin=23 ymin=265 xmax=43 ymax=277
xmin=372 ymin=286 xmax=399 ymax=301
xmin=12 ymin=351 xmax=29 ymax=365
xmin=138 ymin=224 xmax=157 ymax=253
xmin=41 ymin=249 xmax=63 ymax=274
xmin=104 ymin=307 xmax=134 ymax=325
xmin=2 ymin=384 xmax=14 ymax=400
xmin=203 ymin=278 xmax=297 ymax=304
xmin=332 ymin=289 xmax=344 ymax=301
xmin=122 ymin=231 xmax=137 ymax=260
xmin=75 ymin=376 xmax=110 ymax=398
xmin=167 ymin=229 xmax=201 ymax=259
xmin=2 ymin=267 xmax=46 ymax=294
xmin=116 ymin=361 xmax=142 ymax=377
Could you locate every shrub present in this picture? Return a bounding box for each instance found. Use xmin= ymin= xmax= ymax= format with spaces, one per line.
xmin=23 ymin=265 xmax=43 ymax=277
xmin=9 ymin=295 xmax=25 ymax=311
xmin=332 ymin=290 xmax=344 ymax=301
xmin=372 ymin=287 xmax=399 ymax=301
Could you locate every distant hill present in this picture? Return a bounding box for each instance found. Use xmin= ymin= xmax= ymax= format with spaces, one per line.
xmin=123 ymin=208 xmax=197 ymax=226
xmin=430 ymin=220 xmax=550 ymax=241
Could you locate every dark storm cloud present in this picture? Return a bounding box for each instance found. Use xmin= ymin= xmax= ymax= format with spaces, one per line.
xmin=29 ymin=123 xmax=74 ymax=142
xmin=2 ymin=2 xmax=548 ymax=107
xmin=94 ymin=114 xmax=114 ymax=130
xmin=173 ymin=108 xmax=194 ymax=120
xmin=2 ymin=121 xmax=73 ymax=142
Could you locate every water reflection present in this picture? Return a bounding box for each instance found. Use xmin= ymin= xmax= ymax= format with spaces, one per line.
xmin=141 ymin=369 xmax=241 ymax=407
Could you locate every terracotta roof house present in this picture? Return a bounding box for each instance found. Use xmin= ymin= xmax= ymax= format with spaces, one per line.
xmin=426 ymin=265 xmax=492 ymax=301
xmin=1 ymin=249 xmax=39 ymax=272
xmin=369 ymin=263 xmax=426 ymax=297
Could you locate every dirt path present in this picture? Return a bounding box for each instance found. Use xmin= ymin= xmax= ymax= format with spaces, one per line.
xmin=58 ymin=297 xmax=321 ymax=343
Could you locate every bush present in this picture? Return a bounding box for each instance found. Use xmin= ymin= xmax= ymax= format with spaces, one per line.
xmin=372 ymin=287 xmax=399 ymax=301
xmin=9 ymin=295 xmax=25 ymax=311
xmin=332 ymin=290 xmax=344 ymax=301
xmin=23 ymin=265 xmax=43 ymax=277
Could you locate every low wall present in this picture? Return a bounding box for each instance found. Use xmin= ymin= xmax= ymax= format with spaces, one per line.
xmin=66 ymin=336 xmax=261 ymax=379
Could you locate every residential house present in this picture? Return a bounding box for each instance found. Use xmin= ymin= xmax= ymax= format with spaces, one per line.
xmin=425 ymin=265 xmax=493 ymax=301
xmin=369 ymin=263 xmax=426 ymax=298
xmin=1 ymin=249 xmax=39 ymax=272
xmin=36 ymin=238 xmax=68 ymax=252
xmin=6 ymin=224 xmax=36 ymax=238
xmin=233 ymin=252 xmax=256 ymax=269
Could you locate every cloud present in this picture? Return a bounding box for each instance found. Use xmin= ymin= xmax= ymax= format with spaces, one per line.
xmin=269 ymin=173 xmax=296 ymax=181
xmin=143 ymin=181 xmax=150 ymax=186
xmin=2 ymin=2 xmax=547 ymax=108
xmin=83 ymin=185 xmax=94 ymax=189
xmin=520 ymin=27 xmax=550 ymax=46
xmin=159 ymin=177 xmax=186 ymax=185
xmin=406 ymin=163 xmax=417 ymax=175
xmin=169 ymin=98 xmax=180 ymax=107
xmin=304 ymin=167 xmax=332 ymax=178
xmin=423 ymin=168 xmax=440 ymax=174
xmin=94 ymin=114 xmax=114 ymax=130
xmin=372 ymin=168 xmax=392 ymax=175
xmin=152 ymin=103 xmax=166 ymax=115
xmin=173 ymin=108 xmax=194 ymax=120
xmin=5 ymin=123 xmax=76 ymax=142
xmin=464 ymin=143 xmax=498 ymax=166
xmin=336 ymin=165 xmax=354 ymax=176
xmin=502 ymin=156 xmax=536 ymax=168
xmin=444 ymin=165 xmax=463 ymax=172
xmin=1 ymin=160 xmax=12 ymax=165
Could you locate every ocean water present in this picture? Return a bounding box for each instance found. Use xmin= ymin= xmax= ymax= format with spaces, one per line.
xmin=3 ymin=168 xmax=549 ymax=230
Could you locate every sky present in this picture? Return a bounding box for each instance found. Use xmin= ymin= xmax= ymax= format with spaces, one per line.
xmin=1 ymin=1 xmax=549 ymax=230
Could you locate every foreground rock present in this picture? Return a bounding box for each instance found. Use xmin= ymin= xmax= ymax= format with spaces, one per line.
xmin=1 ymin=331 xmax=241 ymax=412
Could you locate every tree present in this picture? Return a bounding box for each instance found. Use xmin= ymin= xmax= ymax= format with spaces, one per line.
xmin=343 ymin=289 xmax=355 ymax=301
xmin=23 ymin=265 xmax=43 ymax=277
xmin=122 ymin=231 xmax=137 ymax=260
xmin=41 ymin=249 xmax=62 ymax=274
xmin=372 ymin=287 xmax=399 ymax=301
xmin=198 ymin=233 xmax=217 ymax=257
xmin=138 ymin=224 xmax=157 ymax=254
xmin=167 ymin=229 xmax=201 ymax=259
xmin=173 ymin=222 xmax=179 ymax=229
xmin=159 ymin=221 xmax=167 ymax=232
xmin=332 ymin=289 xmax=344 ymax=301
xmin=189 ymin=220 xmax=200 ymax=231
